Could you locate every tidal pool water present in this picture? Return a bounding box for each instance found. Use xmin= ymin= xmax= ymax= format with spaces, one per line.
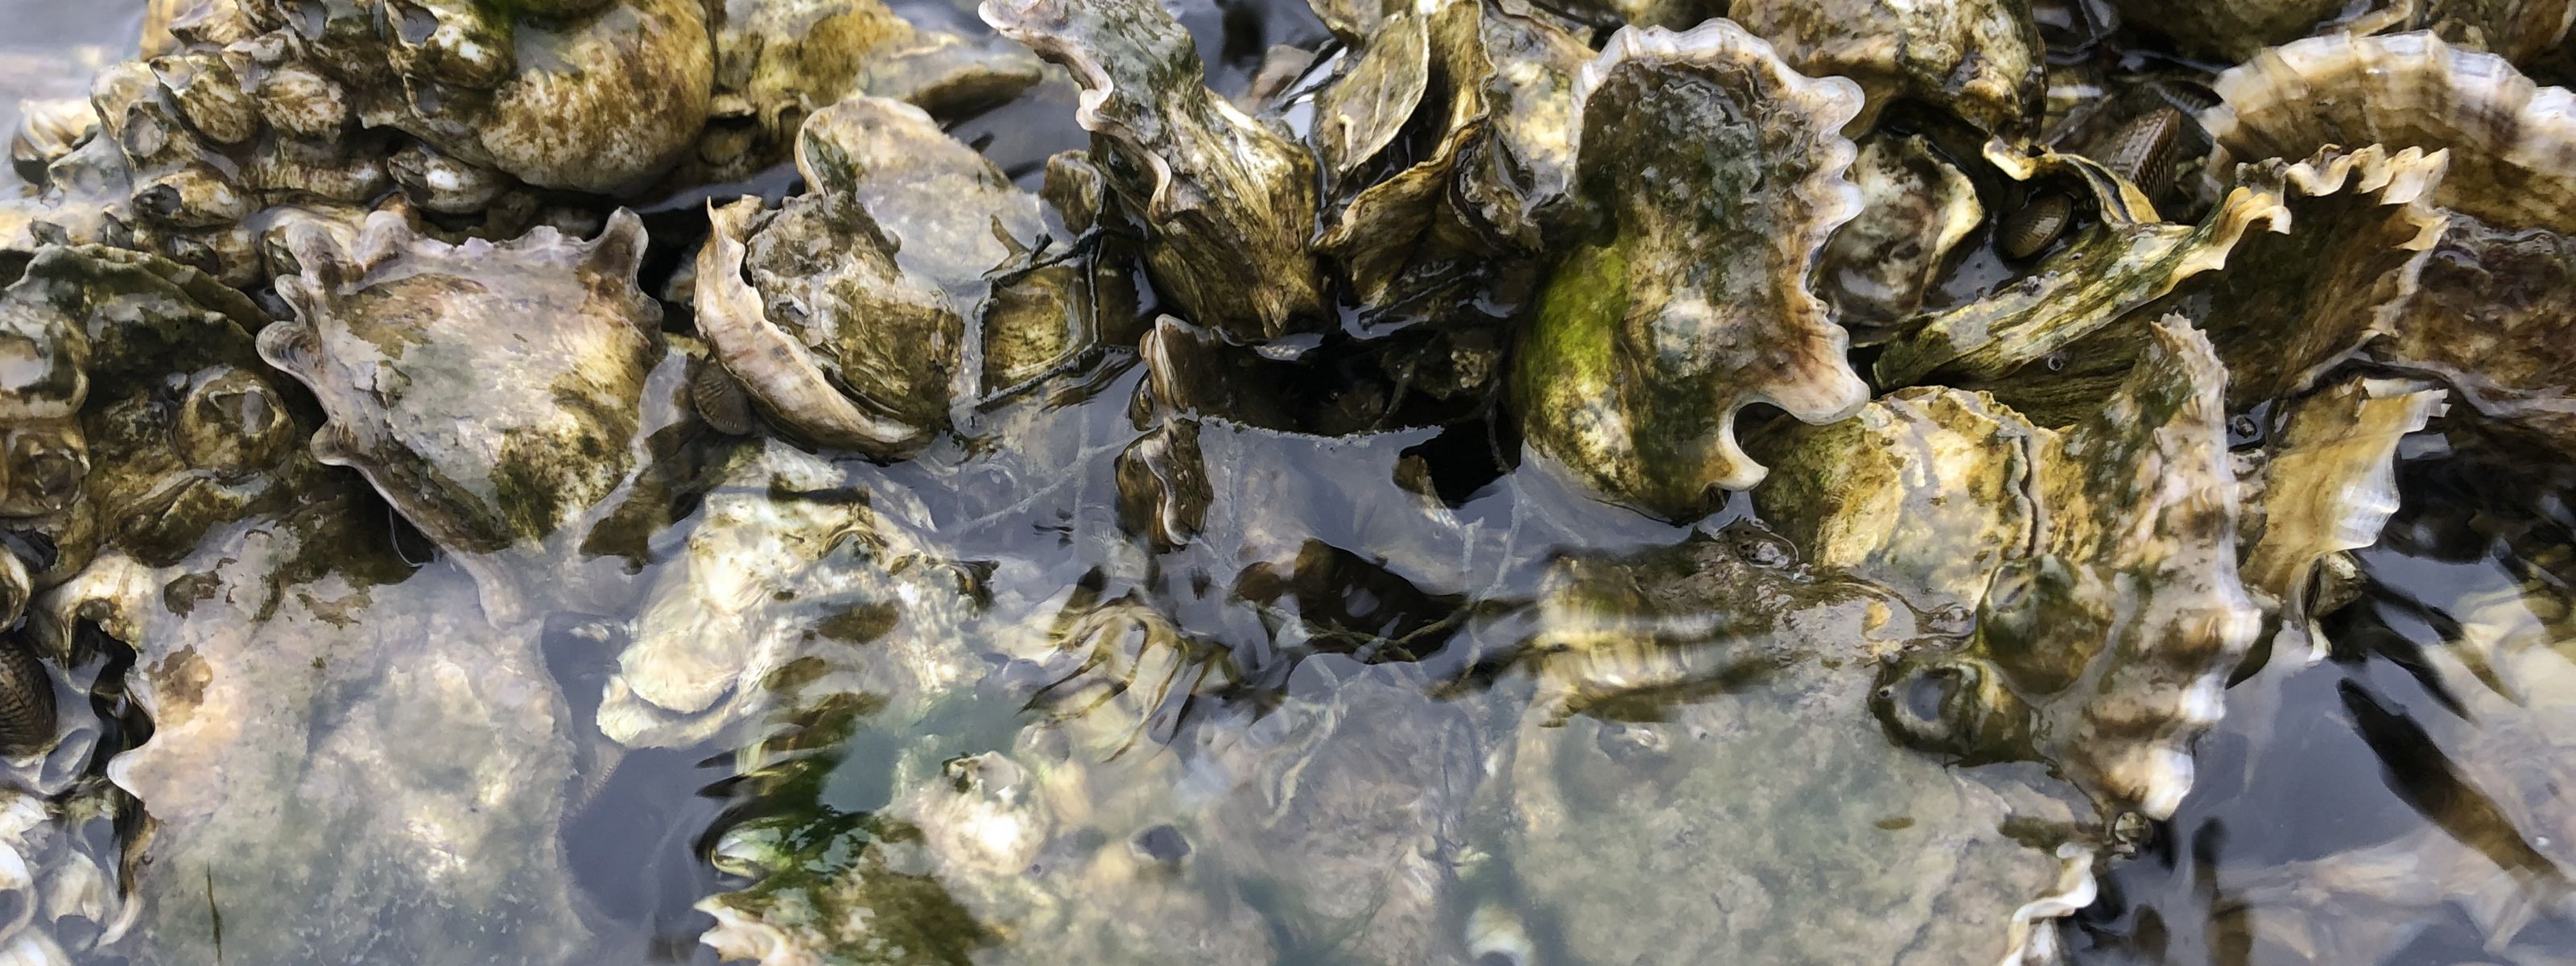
xmin=8 ymin=2 xmax=2575 ymax=964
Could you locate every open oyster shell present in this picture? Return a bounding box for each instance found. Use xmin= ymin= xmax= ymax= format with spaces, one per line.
xmin=1511 ymin=21 xmax=1869 ymax=519
xmin=981 ymin=0 xmax=1326 ymax=341
xmin=258 ymin=209 xmax=668 ymax=621
xmin=1733 ymin=0 xmax=2044 ymax=134
xmin=1763 ymin=316 xmax=2261 ymax=819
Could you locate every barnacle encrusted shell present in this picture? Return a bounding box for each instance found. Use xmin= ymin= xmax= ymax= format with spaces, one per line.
xmin=257 ymin=209 xmax=663 ymax=619
xmin=1511 ymin=22 xmax=1868 ymax=518
xmin=981 ymin=0 xmax=1327 ymax=341
xmin=2240 ymin=378 xmax=2446 ymax=659
xmin=1732 ymin=0 xmax=2044 ymax=134
xmin=694 ymin=95 xmax=1098 ymax=456
xmin=1765 ymin=317 xmax=2261 ymax=819
xmin=2206 ymin=31 xmax=2576 ymax=232
xmin=0 ymin=259 xmax=93 ymax=529
xmin=1491 ymin=532 xmax=2099 ymax=965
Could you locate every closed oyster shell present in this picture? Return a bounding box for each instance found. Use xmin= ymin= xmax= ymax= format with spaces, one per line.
xmin=1764 ymin=317 xmax=2261 ymax=819
xmin=599 ymin=440 xmax=980 ymax=749
xmin=981 ymin=0 xmax=1326 ymax=341
xmin=2111 ymin=0 xmax=2574 ymax=64
xmin=1455 ymin=0 xmax=1592 ymax=250
xmin=1512 ymin=21 xmax=1868 ymax=518
xmin=2206 ymin=31 xmax=2576 ymax=233
xmin=694 ymin=95 xmax=1098 ymax=456
xmin=1733 ymin=0 xmax=2044 ymax=134
xmin=258 ymin=209 xmax=666 ymax=621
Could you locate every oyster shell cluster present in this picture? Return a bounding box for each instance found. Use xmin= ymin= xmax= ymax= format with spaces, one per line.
xmin=0 ymin=0 xmax=2570 ymax=963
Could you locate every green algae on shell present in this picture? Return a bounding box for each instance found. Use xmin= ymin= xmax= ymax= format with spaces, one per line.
xmin=1511 ymin=20 xmax=1870 ymax=520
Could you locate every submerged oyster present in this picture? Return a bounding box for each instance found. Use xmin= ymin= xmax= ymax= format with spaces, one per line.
xmin=694 ymin=95 xmax=1102 ymax=456
xmin=1484 ymin=530 xmax=2097 ymax=965
xmin=599 ymin=440 xmax=980 ymax=749
xmin=1761 ymin=317 xmax=2261 ymax=818
xmin=36 ymin=504 xmax=593 ymax=965
xmin=258 ymin=209 xmax=668 ymax=621
xmin=1733 ymin=0 xmax=2044 ymax=133
xmin=982 ymin=0 xmax=1326 ymax=341
xmin=1513 ymin=22 xmax=1868 ymax=518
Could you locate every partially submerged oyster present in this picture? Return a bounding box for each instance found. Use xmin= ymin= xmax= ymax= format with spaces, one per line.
xmin=693 ymin=95 xmax=1101 ymax=456
xmin=1762 ymin=317 xmax=2261 ymax=818
xmin=1513 ymin=21 xmax=1868 ymax=518
xmin=258 ymin=209 xmax=667 ymax=621
xmin=982 ymin=0 xmax=1327 ymax=341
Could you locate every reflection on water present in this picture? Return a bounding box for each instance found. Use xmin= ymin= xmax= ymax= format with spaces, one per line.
xmin=5 ymin=2 xmax=2576 ymax=965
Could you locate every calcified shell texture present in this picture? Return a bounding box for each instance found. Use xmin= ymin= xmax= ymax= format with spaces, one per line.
xmin=5 ymin=0 xmax=2576 ymax=964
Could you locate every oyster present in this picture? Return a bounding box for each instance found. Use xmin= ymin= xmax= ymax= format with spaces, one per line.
xmin=1877 ymin=145 xmax=2451 ymax=420
xmin=1511 ymin=22 xmax=1869 ymax=518
xmin=1761 ymin=316 xmax=2261 ymax=818
xmin=35 ymin=503 xmax=594 ymax=965
xmin=258 ymin=209 xmax=671 ymax=621
xmin=1733 ymin=0 xmax=2044 ymax=134
xmin=698 ymin=603 xmax=1476 ymax=964
xmin=982 ymin=0 xmax=1327 ymax=341
xmin=2239 ymin=378 xmax=2446 ymax=659
xmin=242 ymin=0 xmax=716 ymax=194
xmin=598 ymin=439 xmax=980 ymax=749
xmin=2109 ymin=0 xmax=2575 ymax=64
xmin=1818 ymin=133 xmax=1984 ymax=339
xmin=1482 ymin=530 xmax=2098 ymax=964
xmin=687 ymin=0 xmax=1042 ymax=184
xmin=0 ymin=242 xmax=292 ymax=586
xmin=693 ymin=95 xmax=1104 ymax=456
xmin=2207 ymin=31 xmax=2576 ymax=232
xmin=1453 ymin=0 xmax=1595 ymax=250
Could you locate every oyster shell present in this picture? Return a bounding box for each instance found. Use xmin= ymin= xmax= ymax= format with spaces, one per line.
xmin=1454 ymin=0 xmax=1594 ymax=250
xmin=1733 ymin=0 xmax=2045 ymax=134
xmin=981 ymin=0 xmax=1327 ymax=341
xmin=693 ymin=95 xmax=1102 ymax=456
xmin=686 ymin=0 xmax=1042 ymax=184
xmin=2109 ymin=0 xmax=2575 ymax=65
xmin=1762 ymin=316 xmax=2261 ymax=819
xmin=2206 ymin=31 xmax=2576 ymax=233
xmin=35 ymin=503 xmax=593 ymax=965
xmin=258 ymin=209 xmax=669 ymax=621
xmin=2240 ymin=378 xmax=2447 ymax=659
xmin=1818 ymin=133 xmax=1985 ymax=340
xmin=598 ymin=440 xmax=980 ymax=749
xmin=1878 ymin=144 xmax=2451 ymax=417
xmin=1484 ymin=530 xmax=2099 ymax=964
xmin=1511 ymin=21 xmax=1868 ymax=518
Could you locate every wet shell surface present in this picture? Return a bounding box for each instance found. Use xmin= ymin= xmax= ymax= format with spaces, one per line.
xmin=1512 ymin=20 xmax=1870 ymax=519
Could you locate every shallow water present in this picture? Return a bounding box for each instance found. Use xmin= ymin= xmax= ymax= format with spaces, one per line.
xmin=8 ymin=2 xmax=2576 ymax=965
